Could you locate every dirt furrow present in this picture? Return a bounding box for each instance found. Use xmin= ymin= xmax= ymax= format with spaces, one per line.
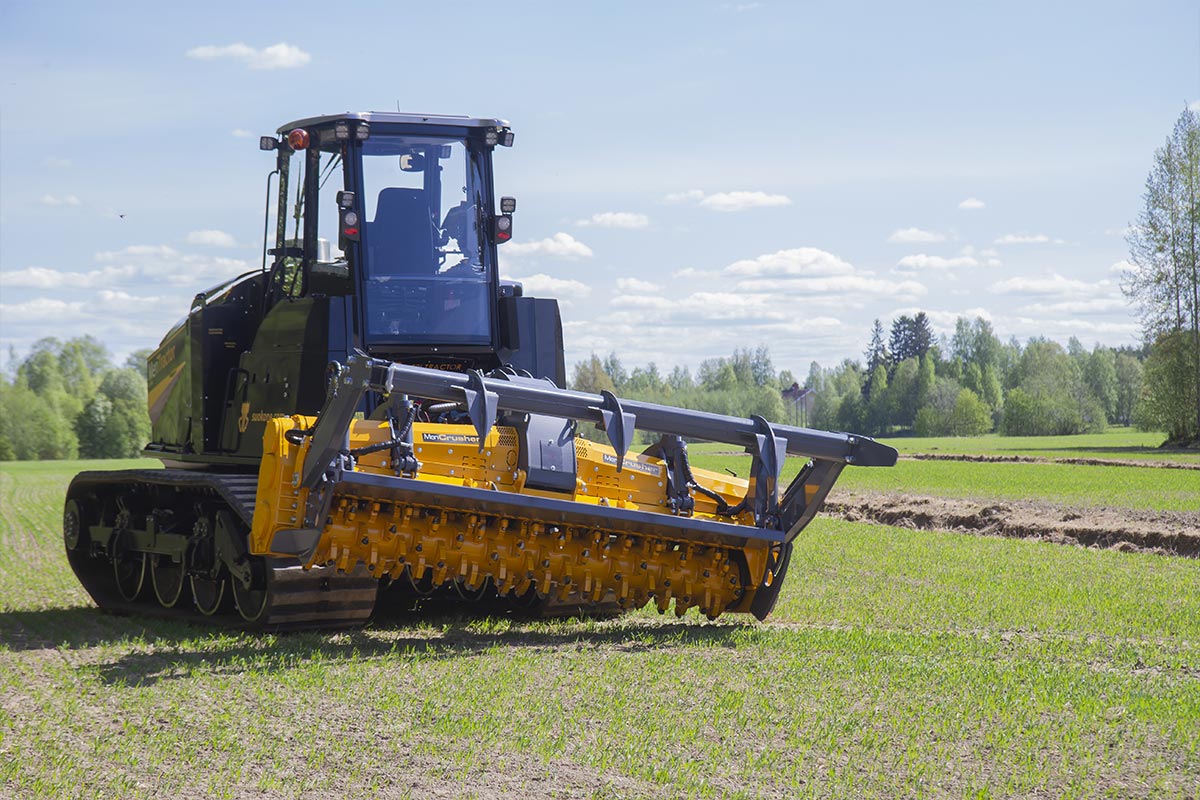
xmin=902 ymin=452 xmax=1200 ymax=470
xmin=825 ymin=490 xmax=1200 ymax=556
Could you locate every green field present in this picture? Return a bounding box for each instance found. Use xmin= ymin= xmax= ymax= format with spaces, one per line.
xmin=884 ymin=428 xmax=1200 ymax=463
xmin=689 ymin=434 xmax=1200 ymax=513
xmin=690 ymin=428 xmax=1200 ymax=464
xmin=2 ymin=450 xmax=1198 ymax=799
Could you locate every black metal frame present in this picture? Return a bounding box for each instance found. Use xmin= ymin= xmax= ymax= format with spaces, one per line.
xmin=293 ymin=353 xmax=897 ymax=540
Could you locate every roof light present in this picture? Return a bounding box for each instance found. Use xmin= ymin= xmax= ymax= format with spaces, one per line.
xmin=355 ymin=123 xmax=370 ymax=141
xmin=484 ymin=129 xmax=499 ymax=146
xmin=288 ymin=128 xmax=310 ymax=150
xmin=501 ymin=130 xmax=515 ymax=147
xmin=500 ymin=196 xmax=516 ymax=214
xmin=334 ymin=121 xmax=350 ymax=140
xmin=259 ymin=136 xmax=279 ymax=151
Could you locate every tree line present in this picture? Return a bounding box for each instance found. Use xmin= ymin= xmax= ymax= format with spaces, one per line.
xmin=0 ymin=337 xmax=152 ymax=460
xmin=807 ymin=312 xmax=1148 ymax=438
xmin=568 ymin=315 xmax=1152 ymax=444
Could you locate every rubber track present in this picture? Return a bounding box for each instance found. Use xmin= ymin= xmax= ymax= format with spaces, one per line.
xmin=66 ymin=469 xmax=378 ymax=631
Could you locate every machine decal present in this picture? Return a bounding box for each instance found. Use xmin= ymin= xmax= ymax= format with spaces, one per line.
xmin=147 ymin=362 xmax=185 ymax=425
xmin=421 ymin=432 xmax=480 ymax=445
xmin=601 ymin=453 xmax=662 ymax=477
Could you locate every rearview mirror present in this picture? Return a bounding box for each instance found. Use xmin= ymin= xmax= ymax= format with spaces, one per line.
xmin=399 ymin=154 xmax=426 ymax=171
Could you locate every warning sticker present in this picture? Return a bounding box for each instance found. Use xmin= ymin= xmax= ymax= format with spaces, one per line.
xmin=602 ymin=453 xmax=662 ymax=477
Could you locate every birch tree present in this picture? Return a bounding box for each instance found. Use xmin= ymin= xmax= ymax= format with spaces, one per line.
xmin=1125 ymin=108 xmax=1200 ymax=442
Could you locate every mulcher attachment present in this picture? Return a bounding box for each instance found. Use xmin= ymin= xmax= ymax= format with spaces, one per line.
xmin=250 ymin=353 xmax=897 ymax=622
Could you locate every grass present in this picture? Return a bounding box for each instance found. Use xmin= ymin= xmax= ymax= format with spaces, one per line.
xmin=1 ymin=455 xmax=1198 ymax=798
xmin=833 ymin=459 xmax=1200 ymax=512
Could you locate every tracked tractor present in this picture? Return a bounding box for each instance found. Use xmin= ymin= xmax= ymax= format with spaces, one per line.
xmin=63 ymin=112 xmax=898 ymax=629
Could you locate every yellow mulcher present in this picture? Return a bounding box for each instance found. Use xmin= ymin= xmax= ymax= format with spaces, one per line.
xmin=64 ymin=112 xmax=897 ymax=630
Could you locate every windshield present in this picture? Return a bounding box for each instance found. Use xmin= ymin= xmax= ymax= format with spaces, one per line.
xmin=359 ymin=135 xmax=491 ymax=345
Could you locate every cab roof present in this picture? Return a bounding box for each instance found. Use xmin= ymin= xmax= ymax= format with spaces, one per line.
xmin=276 ymin=111 xmax=509 ymax=134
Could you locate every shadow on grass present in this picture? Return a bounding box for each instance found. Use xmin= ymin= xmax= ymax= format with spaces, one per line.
xmin=0 ymin=601 xmax=752 ymax=688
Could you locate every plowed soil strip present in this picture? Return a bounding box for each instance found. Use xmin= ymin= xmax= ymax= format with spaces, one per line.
xmin=826 ymin=490 xmax=1200 ymax=556
xmin=903 ymin=452 xmax=1200 ymax=470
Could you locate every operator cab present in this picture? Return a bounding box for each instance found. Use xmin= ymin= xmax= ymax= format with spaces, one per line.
xmin=261 ymin=112 xmax=517 ymax=360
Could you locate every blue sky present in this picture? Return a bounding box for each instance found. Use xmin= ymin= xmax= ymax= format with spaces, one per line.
xmin=2 ymin=1 xmax=1197 ymax=376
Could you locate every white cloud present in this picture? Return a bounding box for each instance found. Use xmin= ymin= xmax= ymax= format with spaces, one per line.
xmin=1009 ymin=316 xmax=1140 ymax=337
xmin=989 ymin=273 xmax=1110 ymax=296
xmin=1 ymin=244 xmax=259 ymax=363
xmin=993 ymin=233 xmax=1066 ymax=245
xmin=725 ymin=247 xmax=855 ymax=277
xmin=887 ymin=227 xmax=947 ymax=244
xmin=958 ymin=197 xmax=986 ymax=210
xmin=95 ymin=244 xmax=180 ymax=262
xmin=40 ymin=194 xmax=80 ymax=206
xmin=95 ymin=290 xmax=174 ymax=312
xmin=615 ymin=277 xmax=662 ymax=292
xmin=1 ymin=265 xmax=138 ymax=290
xmin=576 ymin=212 xmax=649 ymax=229
xmin=186 ymin=42 xmax=311 ymax=70
xmin=662 ymin=189 xmax=792 ymax=212
xmin=0 ymin=297 xmax=86 ymax=321
xmin=1109 ymin=259 xmax=1134 ymax=274
xmin=672 ymin=267 xmax=721 ymax=280
xmin=1017 ymin=298 xmax=1130 ymax=315
xmin=895 ymin=254 xmax=978 ymax=271
xmin=663 ymin=189 xmax=706 ymax=204
xmin=503 ymin=232 xmax=593 ymax=260
xmin=1190 ymin=100 xmax=1200 ymax=113
xmin=231 ymin=129 xmax=253 ymax=138
xmin=733 ymin=274 xmax=927 ymax=298
xmin=91 ymin=243 xmax=252 ymax=286
xmin=590 ymin=246 xmax=924 ymax=369
xmin=502 ymin=273 xmax=592 ymax=299
xmin=699 ymin=191 xmax=791 ymax=212
xmin=186 ymin=229 xmax=237 ymax=247
xmin=888 ymin=307 xmax=994 ymax=335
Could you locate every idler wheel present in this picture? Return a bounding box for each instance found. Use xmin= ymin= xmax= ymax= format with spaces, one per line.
xmin=63 ymin=499 xmax=87 ymax=551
